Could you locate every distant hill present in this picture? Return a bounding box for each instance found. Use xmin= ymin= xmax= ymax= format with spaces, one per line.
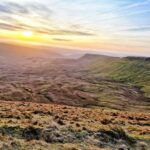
xmin=86 ymin=54 xmax=150 ymax=98
xmin=79 ymin=53 xmax=113 ymax=60
xmin=0 ymin=42 xmax=62 ymax=59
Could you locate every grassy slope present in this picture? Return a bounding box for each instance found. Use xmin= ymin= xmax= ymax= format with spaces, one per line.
xmin=0 ymin=101 xmax=149 ymax=149
xmin=88 ymin=57 xmax=150 ymax=98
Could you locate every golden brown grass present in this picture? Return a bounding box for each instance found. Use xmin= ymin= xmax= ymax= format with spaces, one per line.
xmin=0 ymin=100 xmax=149 ymax=150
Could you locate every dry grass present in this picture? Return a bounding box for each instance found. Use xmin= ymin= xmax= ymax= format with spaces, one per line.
xmin=0 ymin=101 xmax=149 ymax=150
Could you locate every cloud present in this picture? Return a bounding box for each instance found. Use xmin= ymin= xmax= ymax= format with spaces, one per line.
xmin=123 ymin=27 xmax=150 ymax=32
xmin=58 ymin=30 xmax=95 ymax=36
xmin=25 ymin=3 xmax=53 ymax=20
xmin=52 ymin=38 xmax=72 ymax=42
xmin=124 ymin=0 xmax=150 ymax=9
xmin=0 ymin=1 xmax=52 ymax=18
xmin=35 ymin=28 xmax=96 ymax=36
xmin=0 ymin=2 xmax=29 ymax=14
xmin=0 ymin=4 xmax=12 ymax=13
xmin=0 ymin=22 xmax=95 ymax=37
xmin=0 ymin=23 xmax=24 ymax=31
xmin=0 ymin=0 xmax=150 ymax=55
xmin=96 ymin=0 xmax=150 ymax=23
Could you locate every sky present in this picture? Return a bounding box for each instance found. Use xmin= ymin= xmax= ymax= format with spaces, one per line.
xmin=0 ymin=0 xmax=150 ymax=56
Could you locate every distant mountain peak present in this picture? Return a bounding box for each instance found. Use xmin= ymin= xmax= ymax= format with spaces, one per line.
xmin=80 ymin=53 xmax=110 ymax=60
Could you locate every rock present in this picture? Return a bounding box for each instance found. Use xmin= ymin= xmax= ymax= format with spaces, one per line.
xmin=57 ymin=119 xmax=65 ymax=125
xmin=76 ymin=123 xmax=80 ymax=127
xmin=138 ymin=142 xmax=148 ymax=150
xmin=41 ymin=128 xmax=65 ymax=143
xmin=10 ymin=141 xmax=21 ymax=150
xmin=71 ymin=148 xmax=79 ymax=150
xmin=118 ymin=144 xmax=130 ymax=150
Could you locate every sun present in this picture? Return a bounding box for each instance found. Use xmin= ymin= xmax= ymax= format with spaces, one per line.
xmin=22 ymin=31 xmax=33 ymax=37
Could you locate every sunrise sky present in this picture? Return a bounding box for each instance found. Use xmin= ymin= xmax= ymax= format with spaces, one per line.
xmin=0 ymin=0 xmax=150 ymax=56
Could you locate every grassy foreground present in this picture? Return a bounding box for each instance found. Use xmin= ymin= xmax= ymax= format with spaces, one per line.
xmin=0 ymin=101 xmax=149 ymax=150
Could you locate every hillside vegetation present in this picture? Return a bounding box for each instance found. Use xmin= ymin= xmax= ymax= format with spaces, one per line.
xmin=86 ymin=56 xmax=150 ymax=98
xmin=0 ymin=52 xmax=149 ymax=112
xmin=0 ymin=101 xmax=149 ymax=150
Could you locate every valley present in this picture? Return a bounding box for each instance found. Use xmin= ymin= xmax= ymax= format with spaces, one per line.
xmin=0 ymin=44 xmax=150 ymax=149
xmin=0 ymin=52 xmax=149 ymax=112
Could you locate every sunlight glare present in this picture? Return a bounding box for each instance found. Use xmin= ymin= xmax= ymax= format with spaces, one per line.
xmin=23 ymin=31 xmax=33 ymax=37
